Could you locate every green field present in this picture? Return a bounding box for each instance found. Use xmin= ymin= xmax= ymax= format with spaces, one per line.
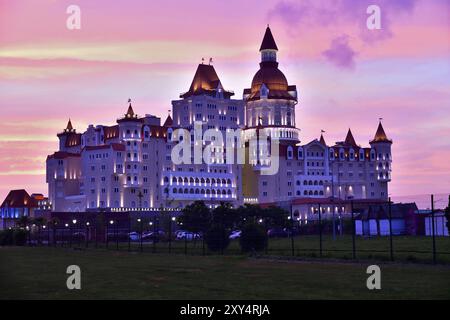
xmin=93 ymin=235 xmax=450 ymax=264
xmin=1 ymin=246 xmax=449 ymax=299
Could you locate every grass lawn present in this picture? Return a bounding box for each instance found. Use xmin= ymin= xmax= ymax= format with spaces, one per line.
xmin=117 ymin=235 xmax=450 ymax=264
xmin=1 ymin=246 xmax=449 ymax=299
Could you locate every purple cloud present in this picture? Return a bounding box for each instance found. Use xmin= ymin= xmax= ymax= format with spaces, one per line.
xmin=269 ymin=0 xmax=419 ymax=42
xmin=322 ymin=35 xmax=356 ymax=69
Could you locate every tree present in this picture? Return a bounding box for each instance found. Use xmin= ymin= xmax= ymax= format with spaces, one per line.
xmin=212 ymin=202 xmax=239 ymax=230
xmin=205 ymin=224 xmax=230 ymax=253
xmin=239 ymin=223 xmax=268 ymax=253
xmin=33 ymin=217 xmax=47 ymax=245
xmin=262 ymin=206 xmax=291 ymax=229
xmin=16 ymin=216 xmax=31 ymax=229
xmin=445 ymin=196 xmax=450 ymax=235
xmin=235 ymin=204 xmax=262 ymax=227
xmin=179 ymin=201 xmax=211 ymax=234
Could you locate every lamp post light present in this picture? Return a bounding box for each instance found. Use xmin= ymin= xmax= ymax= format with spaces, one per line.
xmin=85 ymin=222 xmax=90 ymax=248
xmin=65 ymin=223 xmax=70 ymax=248
xmin=137 ymin=218 xmax=143 ymax=252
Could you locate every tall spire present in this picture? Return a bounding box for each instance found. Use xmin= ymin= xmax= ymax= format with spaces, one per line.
xmin=319 ymin=133 xmax=326 ymax=146
xmin=65 ymin=119 xmax=73 ymax=132
xmin=125 ymin=99 xmax=135 ymax=118
xmin=260 ymin=25 xmax=278 ymax=51
xmin=344 ymin=128 xmax=357 ymax=146
xmin=371 ymin=121 xmax=392 ymax=144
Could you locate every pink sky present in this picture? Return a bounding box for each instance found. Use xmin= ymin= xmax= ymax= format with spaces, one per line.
xmin=0 ymin=0 xmax=449 ymax=201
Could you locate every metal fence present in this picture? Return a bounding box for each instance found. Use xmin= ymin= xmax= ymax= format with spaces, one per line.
xmin=22 ymin=196 xmax=450 ymax=265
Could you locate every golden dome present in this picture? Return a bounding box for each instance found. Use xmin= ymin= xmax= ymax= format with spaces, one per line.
xmin=251 ymin=65 xmax=288 ymax=94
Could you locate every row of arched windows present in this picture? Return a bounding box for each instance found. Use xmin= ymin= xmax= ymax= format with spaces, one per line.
xmin=296 ymin=190 xmax=324 ymax=196
xmin=164 ymin=188 xmax=232 ymax=196
xmin=164 ymin=176 xmax=232 ymax=186
xmin=297 ymin=180 xmax=324 ymax=186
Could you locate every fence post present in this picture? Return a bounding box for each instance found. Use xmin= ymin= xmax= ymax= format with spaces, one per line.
xmin=351 ymin=200 xmax=356 ymax=259
xmin=138 ymin=218 xmax=143 ymax=252
xmin=127 ymin=215 xmax=131 ymax=251
xmin=289 ymin=213 xmax=295 ymax=257
xmin=318 ymin=203 xmax=322 ymax=257
xmin=431 ymin=194 xmax=436 ymax=264
xmin=388 ymin=197 xmax=394 ymax=261
xmin=153 ymin=217 xmax=157 ymax=253
xmin=106 ymin=224 xmax=109 ymax=249
xmin=169 ymin=215 xmax=172 ymax=254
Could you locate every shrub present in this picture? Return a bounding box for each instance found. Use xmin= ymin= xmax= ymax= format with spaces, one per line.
xmin=205 ymin=224 xmax=230 ymax=252
xmin=239 ymin=223 xmax=268 ymax=253
xmin=13 ymin=229 xmax=28 ymax=246
xmin=0 ymin=229 xmax=14 ymax=246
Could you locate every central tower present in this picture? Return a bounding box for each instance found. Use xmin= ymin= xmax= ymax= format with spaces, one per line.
xmin=243 ymin=26 xmax=299 ymax=142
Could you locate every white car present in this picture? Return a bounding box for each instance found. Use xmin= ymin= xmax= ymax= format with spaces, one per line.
xmin=176 ymin=231 xmax=200 ymax=240
xmin=129 ymin=232 xmax=140 ymax=241
xmin=229 ymin=230 xmax=241 ymax=239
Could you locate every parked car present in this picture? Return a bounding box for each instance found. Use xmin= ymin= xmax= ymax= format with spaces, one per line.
xmin=142 ymin=230 xmax=165 ymax=241
xmin=129 ymin=232 xmax=140 ymax=241
xmin=229 ymin=230 xmax=241 ymax=239
xmin=176 ymin=231 xmax=200 ymax=240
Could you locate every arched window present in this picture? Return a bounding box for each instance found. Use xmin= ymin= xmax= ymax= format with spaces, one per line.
xmin=178 ymin=177 xmax=182 ymax=183
xmin=144 ymin=126 xmax=150 ymax=140
xmin=164 ymin=176 xmax=169 ymax=183
xmin=195 ymin=189 xmax=200 ymax=194
xmin=370 ymin=149 xmax=376 ymax=161
xmin=184 ymin=177 xmax=188 ymax=183
xmin=173 ymin=188 xmax=177 ymax=194
xmin=184 ymin=188 xmax=188 ymax=194
xmin=222 ymin=190 xmax=226 ymax=195
xmin=206 ymin=178 xmax=210 ymax=184
xmin=190 ymin=177 xmax=194 ymax=183
xmin=287 ymin=146 xmax=293 ymax=159
xmin=227 ymin=189 xmax=232 ymax=195
xmin=303 ymin=181 xmax=307 ymax=185
xmin=211 ymin=178 xmax=216 ymax=184
xmin=195 ymin=178 xmax=200 ymax=184
xmin=206 ymin=189 xmax=210 ymax=195
xmin=190 ymin=188 xmax=194 ymax=194
xmin=296 ymin=180 xmax=301 ymax=186
xmin=304 ymin=191 xmax=308 ymax=195
xmin=178 ymin=188 xmax=183 ymax=194
xmin=314 ymin=181 xmax=318 ymax=185
xmin=298 ymin=147 xmax=303 ymax=159
xmin=211 ymin=189 xmax=216 ymax=195
xmin=296 ymin=191 xmax=301 ymax=196
xmin=349 ymin=148 xmax=355 ymax=160
xmin=330 ymin=148 xmax=335 ymax=160
xmin=221 ymin=179 xmax=226 ymax=184
xmin=172 ymin=177 xmax=176 ymax=183
xmin=164 ymin=188 xmax=169 ymax=194
xmin=201 ymin=189 xmax=205 ymax=195
xmin=319 ymin=191 xmax=324 ymax=195
xmin=227 ymin=179 xmax=231 ymax=185
xmin=319 ymin=181 xmax=323 ymax=186
xmin=339 ymin=148 xmax=345 ymax=160
xmin=308 ymin=191 xmax=313 ymax=195
xmin=359 ymin=149 xmax=365 ymax=161
xmin=308 ymin=181 xmax=313 ymax=185
xmin=314 ymin=191 xmax=318 ymax=196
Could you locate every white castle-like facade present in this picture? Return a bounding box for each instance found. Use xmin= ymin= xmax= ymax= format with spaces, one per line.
xmin=46 ymin=27 xmax=392 ymax=216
